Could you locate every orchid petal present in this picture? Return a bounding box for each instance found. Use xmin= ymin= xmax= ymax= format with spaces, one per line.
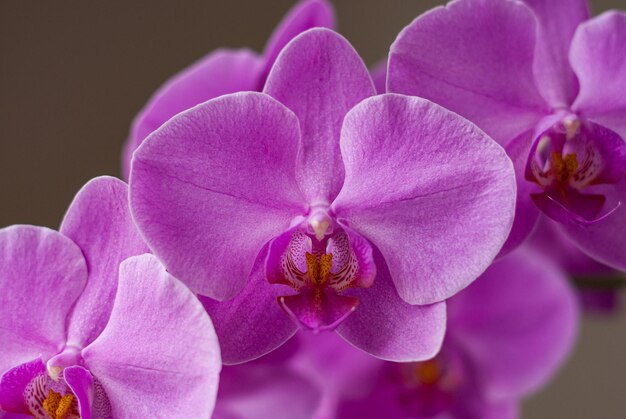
xmin=261 ymin=0 xmax=335 ymax=81
xmin=130 ymin=92 xmax=307 ymax=300
xmin=61 ymin=176 xmax=149 ymax=348
xmin=264 ymin=28 xmax=375 ymax=203
xmin=562 ymin=178 xmax=626 ymax=271
xmin=529 ymin=218 xmax=616 ymax=276
xmin=200 ymin=245 xmax=298 ymax=365
xmin=499 ymin=130 xmax=541 ymax=255
xmin=122 ymin=49 xmax=263 ymax=179
xmin=448 ymin=247 xmax=579 ymax=399
xmin=571 ymin=11 xmax=626 ymax=139
xmin=0 ymin=226 xmax=86 ymax=376
xmin=521 ymin=0 xmax=589 ymax=107
xmin=336 ymin=250 xmax=446 ymax=362
xmin=292 ymin=331 xmax=381 ymax=399
xmin=333 ymin=94 xmax=516 ymax=304
xmin=83 ymin=254 xmax=221 ymax=418
xmin=63 ymin=366 xmax=94 ymax=419
xmin=388 ymin=0 xmax=547 ymax=146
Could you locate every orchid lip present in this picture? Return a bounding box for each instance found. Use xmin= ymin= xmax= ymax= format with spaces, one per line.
xmin=532 ymin=193 xmax=621 ymax=226
xmin=268 ymin=223 xmax=375 ymax=331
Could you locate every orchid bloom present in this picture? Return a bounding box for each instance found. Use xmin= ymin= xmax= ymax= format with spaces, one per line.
xmin=0 ymin=177 xmax=221 ymax=418
xmin=130 ymin=28 xmax=516 ymax=364
xmin=122 ymin=0 xmax=335 ymax=179
xmin=388 ymin=0 xmax=626 ymax=270
xmin=292 ymin=247 xmax=579 ymax=419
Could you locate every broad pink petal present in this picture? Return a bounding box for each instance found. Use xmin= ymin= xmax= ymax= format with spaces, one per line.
xmin=562 ymin=178 xmax=626 ymax=271
xmin=264 ymin=28 xmax=375 ymax=203
xmin=64 ymin=366 xmax=94 ymax=419
xmin=83 ymin=255 xmax=221 ymax=418
xmin=130 ymin=92 xmax=307 ymax=301
xmin=521 ymin=0 xmax=589 ymax=107
xmin=333 ymin=94 xmax=516 ymax=304
xmin=60 ymin=176 xmax=149 ymax=348
xmin=571 ymin=11 xmax=626 ymax=138
xmin=0 ymin=226 xmax=87 ymax=376
xmin=499 ymin=130 xmax=541 ymax=255
xmin=122 ymin=49 xmax=263 ymax=179
xmin=448 ymin=247 xmax=579 ymax=399
xmin=200 ymin=245 xmax=298 ymax=365
xmin=388 ymin=0 xmax=547 ymax=145
xmin=335 ymin=251 xmax=446 ymax=362
xmin=0 ymin=358 xmax=45 ymax=414
xmin=261 ymin=0 xmax=335 ymax=81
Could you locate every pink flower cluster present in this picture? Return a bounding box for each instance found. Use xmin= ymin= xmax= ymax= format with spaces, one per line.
xmin=2 ymin=0 xmax=624 ymax=417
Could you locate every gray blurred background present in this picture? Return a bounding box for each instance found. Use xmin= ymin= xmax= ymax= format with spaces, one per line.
xmin=1 ymin=1 xmax=624 ymax=417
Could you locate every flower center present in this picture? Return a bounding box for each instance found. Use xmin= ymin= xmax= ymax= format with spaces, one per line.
xmin=306 ymin=252 xmax=333 ymax=287
xmin=267 ymin=215 xmax=376 ymax=331
xmin=24 ymin=371 xmax=80 ymax=419
xmin=526 ymin=114 xmax=626 ymax=224
xmin=276 ymin=231 xmax=361 ymax=331
xmin=548 ymin=151 xmax=579 ymax=187
xmin=42 ymin=390 xmax=75 ymax=419
xmin=415 ymin=359 xmax=441 ymax=386
xmin=390 ymin=352 xmax=466 ymax=417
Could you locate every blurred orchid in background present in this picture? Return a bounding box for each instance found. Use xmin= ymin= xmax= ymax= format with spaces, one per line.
xmin=290 ymin=246 xmax=578 ymax=419
xmin=213 ymin=340 xmax=321 ymax=419
xmin=0 ymin=178 xmax=221 ymax=418
xmin=326 ymin=249 xmax=578 ymax=419
xmin=388 ymin=0 xmax=626 ymax=270
xmin=122 ymin=0 xmax=335 ymax=179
